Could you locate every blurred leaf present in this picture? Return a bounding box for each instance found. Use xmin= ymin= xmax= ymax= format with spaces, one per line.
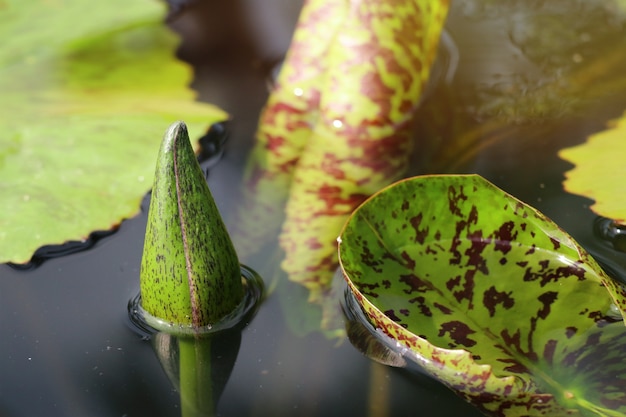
xmin=560 ymin=110 xmax=626 ymax=226
xmin=339 ymin=175 xmax=626 ymax=416
xmin=230 ymin=0 xmax=345 ymax=261
xmin=0 ymin=0 xmax=226 ymax=264
xmin=230 ymin=0 xmax=450 ymax=338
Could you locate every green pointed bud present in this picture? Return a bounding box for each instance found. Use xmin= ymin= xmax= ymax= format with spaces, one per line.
xmin=140 ymin=121 xmax=243 ymax=329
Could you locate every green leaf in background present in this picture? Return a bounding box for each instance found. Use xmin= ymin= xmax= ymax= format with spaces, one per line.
xmin=339 ymin=175 xmax=626 ymax=416
xmin=0 ymin=0 xmax=226 ymax=264
xmin=559 ymin=110 xmax=626 ymax=226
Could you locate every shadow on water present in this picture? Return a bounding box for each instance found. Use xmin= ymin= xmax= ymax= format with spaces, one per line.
xmin=2 ymin=1 xmax=626 ymax=416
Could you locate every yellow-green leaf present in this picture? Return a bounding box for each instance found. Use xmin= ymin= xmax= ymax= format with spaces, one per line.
xmin=559 ymin=110 xmax=626 ymax=226
xmin=0 ymin=0 xmax=227 ymax=264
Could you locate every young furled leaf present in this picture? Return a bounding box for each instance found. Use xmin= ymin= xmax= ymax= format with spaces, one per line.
xmin=230 ymin=0 xmax=449 ymax=335
xmin=339 ymin=174 xmax=626 ymax=416
xmin=279 ymin=0 xmax=450 ymax=301
xmin=230 ymin=0 xmax=347 ymax=260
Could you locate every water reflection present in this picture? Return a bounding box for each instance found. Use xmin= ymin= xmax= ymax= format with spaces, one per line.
xmin=342 ymin=281 xmax=408 ymax=369
xmin=127 ymin=265 xmax=264 ymax=337
xmin=595 ymin=217 xmax=626 ymax=254
xmin=150 ymin=330 xmax=242 ymax=417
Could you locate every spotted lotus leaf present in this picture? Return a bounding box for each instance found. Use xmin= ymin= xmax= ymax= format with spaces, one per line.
xmin=338 ymin=174 xmax=626 ymax=417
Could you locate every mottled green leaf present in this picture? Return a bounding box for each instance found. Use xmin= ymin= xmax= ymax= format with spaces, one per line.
xmin=339 ymin=174 xmax=626 ymax=416
xmin=0 ymin=0 xmax=226 ymax=264
xmin=140 ymin=122 xmax=242 ymax=329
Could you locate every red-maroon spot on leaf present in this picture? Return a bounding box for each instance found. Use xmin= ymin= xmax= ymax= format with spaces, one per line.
xmin=468 ymin=205 xmax=479 ymax=225
xmin=447 ymin=185 xmax=468 ymax=217
xmin=483 ymin=286 xmax=515 ymax=317
xmin=537 ymin=291 xmax=558 ymax=319
xmin=465 ymin=232 xmax=490 ymax=274
xmin=493 ymin=221 xmax=516 ymax=254
xmin=306 ymin=237 xmax=323 ymax=249
xmin=266 ymin=134 xmax=285 ymax=152
xmin=565 ymin=326 xmax=577 ymax=338
xmin=588 ymin=310 xmax=605 ymax=321
xmin=446 ymin=275 xmax=461 ymax=291
xmin=433 ymin=302 xmax=453 ymax=315
xmin=425 ymin=245 xmax=438 ymax=255
xmin=400 ymin=250 xmax=416 ymax=269
xmin=500 ymin=328 xmax=523 ymax=352
xmin=409 ymin=212 xmax=429 ymax=244
xmin=498 ymin=358 xmax=529 ymax=374
xmin=385 ymin=309 xmax=401 ymax=322
xmin=400 ymin=273 xmax=433 ymax=294
xmin=316 ymin=184 xmax=369 ymax=214
xmin=409 ymin=296 xmax=432 ymax=317
xmin=438 ymin=320 xmax=477 ymax=348
xmin=543 ymin=339 xmax=558 ymax=365
xmin=357 ymin=281 xmax=381 ymax=298
xmin=452 ymin=269 xmax=477 ymax=308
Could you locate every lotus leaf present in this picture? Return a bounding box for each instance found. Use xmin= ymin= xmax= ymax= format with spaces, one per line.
xmin=559 ymin=110 xmax=626 ymax=226
xmin=0 ymin=0 xmax=226 ymax=264
xmin=338 ymin=174 xmax=626 ymax=416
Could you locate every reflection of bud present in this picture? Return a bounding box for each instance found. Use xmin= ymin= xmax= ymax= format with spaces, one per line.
xmin=151 ymin=330 xmax=242 ymax=417
xmin=140 ymin=121 xmax=243 ymax=329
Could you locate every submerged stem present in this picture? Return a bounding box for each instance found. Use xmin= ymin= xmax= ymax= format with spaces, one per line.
xmin=367 ymin=362 xmax=391 ymax=417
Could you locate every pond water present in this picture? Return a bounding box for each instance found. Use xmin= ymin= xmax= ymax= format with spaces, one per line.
xmin=2 ymin=1 xmax=626 ymax=416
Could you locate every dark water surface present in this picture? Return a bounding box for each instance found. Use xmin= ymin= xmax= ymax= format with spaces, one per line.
xmin=2 ymin=1 xmax=626 ymax=416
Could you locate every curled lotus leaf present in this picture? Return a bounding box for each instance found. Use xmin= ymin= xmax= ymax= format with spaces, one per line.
xmin=338 ymin=174 xmax=626 ymax=416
